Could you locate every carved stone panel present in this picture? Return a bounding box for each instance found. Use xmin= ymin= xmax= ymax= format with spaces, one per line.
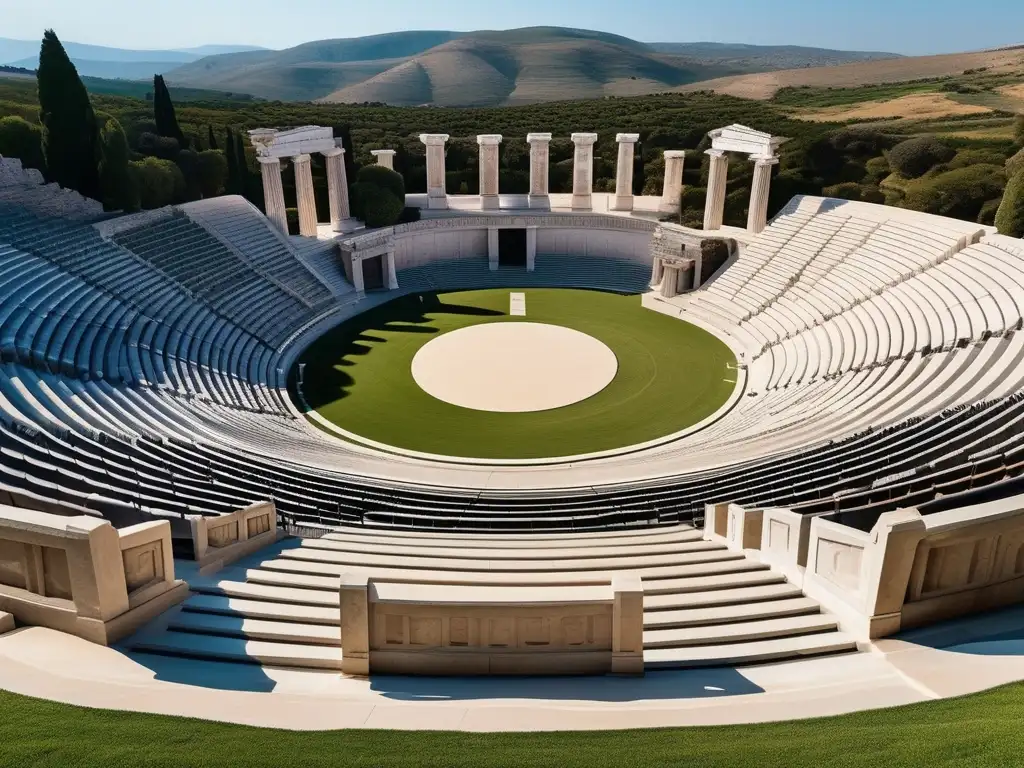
xmin=0 ymin=539 xmax=29 ymax=590
xmin=122 ymin=541 xmax=164 ymax=594
xmin=207 ymin=520 xmax=239 ymax=549
xmin=41 ymin=546 xmax=71 ymax=600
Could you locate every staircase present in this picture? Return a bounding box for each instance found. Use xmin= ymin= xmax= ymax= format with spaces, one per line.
xmin=124 ymin=525 xmax=856 ymax=671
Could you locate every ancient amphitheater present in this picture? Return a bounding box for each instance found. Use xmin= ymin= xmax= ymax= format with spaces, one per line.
xmin=2 ymin=123 xmax=1024 ymax=732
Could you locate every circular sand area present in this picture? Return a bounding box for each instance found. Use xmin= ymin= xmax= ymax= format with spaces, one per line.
xmin=411 ymin=322 xmax=618 ymax=413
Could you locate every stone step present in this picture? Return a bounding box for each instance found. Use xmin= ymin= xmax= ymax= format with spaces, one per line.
xmin=299 ymin=535 xmax=714 ymax=560
xmin=323 ymin=524 xmax=698 ymax=545
xmin=252 ymin=552 xmax=757 ymax=581
xmin=128 ymin=631 xmax=343 ymax=670
xmin=279 ymin=542 xmax=733 ymax=572
xmin=643 ymin=613 xmax=839 ymax=649
xmin=182 ymin=594 xmax=339 ymax=625
xmin=192 ymin=580 xmax=338 ymax=607
xmin=642 ymin=570 xmax=787 ymax=596
xmin=643 ymin=597 xmax=820 ymax=629
xmin=643 ymin=631 xmax=858 ymax=669
xmin=169 ymin=610 xmax=340 ymax=646
xmin=643 ymin=582 xmax=805 ymax=611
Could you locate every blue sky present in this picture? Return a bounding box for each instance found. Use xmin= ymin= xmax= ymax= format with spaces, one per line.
xmin=5 ymin=0 xmax=1023 ymax=55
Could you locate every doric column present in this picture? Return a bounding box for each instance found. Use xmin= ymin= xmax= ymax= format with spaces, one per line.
xmin=476 ymin=134 xmax=502 ymax=210
xmin=419 ymin=134 xmax=449 ymax=210
xmin=351 ymin=256 xmax=365 ymax=295
xmin=292 ymin=154 xmax=318 ymax=237
xmin=526 ymin=226 xmax=537 ymax=272
xmin=371 ymin=149 xmax=396 ymax=170
xmin=650 ymin=257 xmax=664 ymax=288
xmin=386 ymin=250 xmax=399 ymax=290
xmin=660 ymin=150 xmax=686 ymax=214
xmin=692 ymin=248 xmax=704 ymax=290
xmin=487 ymin=227 xmax=499 ymax=271
xmin=526 ymin=133 xmax=552 ymax=209
xmin=571 ymin=133 xmax=598 ymax=211
xmin=703 ymin=149 xmax=729 ymax=231
xmin=257 ymin=156 xmax=288 ymax=234
xmin=747 ymin=155 xmax=779 ymax=235
xmin=324 ymin=147 xmax=357 ymax=234
xmin=612 ymin=133 xmax=640 ymax=211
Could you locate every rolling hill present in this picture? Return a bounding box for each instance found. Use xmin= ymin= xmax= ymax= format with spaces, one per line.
xmin=675 ymin=45 xmax=1024 ymax=100
xmin=164 ymin=27 xmax=899 ymax=105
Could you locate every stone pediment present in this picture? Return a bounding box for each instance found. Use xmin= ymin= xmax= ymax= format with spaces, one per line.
xmin=708 ymin=124 xmax=787 ymax=158
xmin=248 ymin=126 xmax=339 ymax=158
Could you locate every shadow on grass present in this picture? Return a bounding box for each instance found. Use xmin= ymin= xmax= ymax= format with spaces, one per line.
xmin=370 ymin=666 xmax=762 ymax=702
xmin=298 ymin=292 xmax=505 ymax=405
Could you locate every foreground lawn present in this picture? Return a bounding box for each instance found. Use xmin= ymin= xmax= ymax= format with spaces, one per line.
xmin=298 ymin=289 xmax=736 ymax=459
xmin=2 ymin=683 xmax=1024 ymax=767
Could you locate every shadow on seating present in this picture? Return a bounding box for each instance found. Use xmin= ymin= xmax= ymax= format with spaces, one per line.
xmin=370 ymin=665 xmax=763 ymax=702
xmin=894 ymin=605 xmax=1024 ymax=657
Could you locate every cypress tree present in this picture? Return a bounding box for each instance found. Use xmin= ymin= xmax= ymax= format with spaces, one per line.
xmin=153 ymin=75 xmax=186 ymax=149
xmin=37 ymin=29 xmax=101 ymax=199
xmin=98 ymin=115 xmax=139 ymax=212
xmin=234 ymin=132 xmax=250 ymax=200
xmin=995 ymin=166 xmax=1024 ymax=238
xmin=207 ymin=125 xmax=218 ymax=151
xmin=224 ymin=127 xmax=239 ymax=194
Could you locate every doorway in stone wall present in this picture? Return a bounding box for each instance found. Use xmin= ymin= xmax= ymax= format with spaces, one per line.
xmin=498 ymin=228 xmax=527 ymax=267
xmin=362 ymin=255 xmax=385 ymax=290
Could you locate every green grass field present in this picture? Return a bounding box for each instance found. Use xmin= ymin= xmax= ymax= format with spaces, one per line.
xmin=3 ymin=682 xmax=1024 ymax=767
xmin=297 ymin=289 xmax=737 ymax=459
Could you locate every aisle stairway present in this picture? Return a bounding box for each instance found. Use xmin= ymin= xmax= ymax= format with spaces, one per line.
xmin=124 ymin=525 xmax=857 ymax=672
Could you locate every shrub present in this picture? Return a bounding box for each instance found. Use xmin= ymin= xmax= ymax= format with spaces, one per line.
xmin=98 ymin=116 xmax=138 ymax=212
xmin=0 ymin=115 xmax=45 ymax=173
xmin=196 ymin=150 xmax=228 ymax=198
xmin=948 ymin=149 xmax=1009 ymax=170
xmin=995 ymin=167 xmax=1024 ymax=237
xmin=130 ymin=156 xmax=178 ymax=209
xmin=136 ymin=131 xmax=180 ymax=161
xmin=352 ymin=165 xmax=406 ymax=228
xmin=822 ymin=182 xmax=863 ymax=201
xmin=286 ymin=207 xmax=299 ymax=236
xmin=1006 ymin=148 xmax=1024 ymax=178
xmin=887 ymin=137 xmax=955 ymax=179
xmin=903 ymin=164 xmax=1005 ymax=221
xmin=396 ymin=206 xmax=421 ymax=225
xmin=863 ymin=156 xmax=890 ymax=183
xmin=978 ymin=198 xmax=1002 ymax=226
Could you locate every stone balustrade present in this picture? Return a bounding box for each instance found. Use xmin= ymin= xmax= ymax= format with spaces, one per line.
xmin=0 ymin=505 xmax=188 ymax=644
xmin=339 ymin=576 xmax=645 ymax=676
xmin=190 ymin=501 xmax=280 ymax=575
xmin=704 ymin=494 xmax=1024 ymax=641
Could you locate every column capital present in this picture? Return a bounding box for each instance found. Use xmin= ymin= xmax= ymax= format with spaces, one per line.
xmin=571 ymin=132 xmax=598 ymax=146
xmin=292 ymin=153 xmax=312 ymax=165
xmin=371 ymin=149 xmax=396 ymax=157
xmin=322 ymin=147 xmax=344 ymax=158
xmin=616 ymin=133 xmax=641 ymax=143
xmin=256 ymin=156 xmax=281 ymax=166
xmin=476 ymin=134 xmax=503 ymax=146
xmin=664 ymin=150 xmax=686 ymax=159
xmin=419 ymin=133 xmax=449 ymax=146
xmin=705 ymin=149 xmax=728 ymax=159
xmin=751 ymin=154 xmax=780 ymax=166
xmin=527 ymin=132 xmax=552 ymax=143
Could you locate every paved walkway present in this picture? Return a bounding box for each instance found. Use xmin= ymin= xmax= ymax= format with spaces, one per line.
xmin=1 ymin=607 xmax=1023 ymax=731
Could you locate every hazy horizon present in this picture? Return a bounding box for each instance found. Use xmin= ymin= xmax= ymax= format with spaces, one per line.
xmin=4 ymin=0 xmax=1023 ymax=57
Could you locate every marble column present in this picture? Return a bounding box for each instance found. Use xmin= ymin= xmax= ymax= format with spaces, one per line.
xmin=487 ymin=227 xmax=499 ymax=271
xmin=747 ymin=155 xmax=779 ymax=235
xmin=571 ymin=133 xmax=598 ymax=211
xmin=526 ymin=226 xmax=537 ymax=272
xmin=692 ymin=248 xmax=704 ymax=290
xmin=660 ymin=150 xmax=686 ymax=214
xmin=292 ymin=154 xmax=318 ymax=237
xmin=661 ymin=264 xmax=681 ymax=299
xmin=612 ymin=133 xmax=640 ymax=212
xmin=650 ymin=258 xmax=664 ymax=288
xmin=324 ymin=147 xmax=357 ymax=234
xmin=386 ymin=250 xmax=399 ymax=290
xmin=257 ymin=156 xmax=288 ymax=234
xmin=703 ymin=149 xmax=729 ymax=232
xmin=371 ymin=149 xmax=396 ymax=170
xmin=477 ymin=134 xmax=502 ymax=210
xmin=351 ymin=256 xmax=365 ymax=295
xmin=419 ymin=134 xmax=449 ymax=210
xmin=526 ymin=133 xmax=552 ymax=209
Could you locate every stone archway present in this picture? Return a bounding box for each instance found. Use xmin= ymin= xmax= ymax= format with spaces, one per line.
xmin=702 ymin=124 xmax=787 ymax=234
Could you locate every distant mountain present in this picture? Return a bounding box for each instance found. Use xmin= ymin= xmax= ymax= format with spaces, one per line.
xmin=166 ymin=27 xmax=900 ymax=105
xmin=0 ymin=37 xmax=265 ymax=80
